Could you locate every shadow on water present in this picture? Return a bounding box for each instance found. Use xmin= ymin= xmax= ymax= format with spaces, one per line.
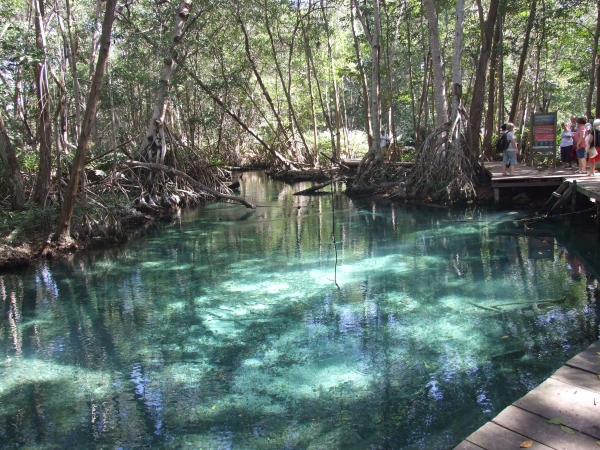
xmin=0 ymin=171 xmax=598 ymax=449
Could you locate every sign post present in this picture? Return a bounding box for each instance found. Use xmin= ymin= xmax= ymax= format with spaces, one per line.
xmin=531 ymin=112 xmax=557 ymax=167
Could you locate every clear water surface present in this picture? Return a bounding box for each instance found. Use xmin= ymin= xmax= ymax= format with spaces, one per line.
xmin=1 ymin=172 xmax=598 ymax=449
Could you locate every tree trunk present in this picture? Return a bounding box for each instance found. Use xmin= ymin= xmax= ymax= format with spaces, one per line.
xmin=405 ymin=13 xmax=418 ymax=146
xmin=416 ymin=54 xmax=431 ymax=149
xmin=587 ymin=2 xmax=600 ymax=118
xmin=264 ymin=3 xmax=311 ymax=162
xmin=320 ymin=0 xmax=341 ymax=159
xmin=498 ymin=12 xmax=505 ymax=124
xmin=466 ymin=0 xmax=500 ymax=157
xmin=302 ymin=19 xmax=319 ymax=166
xmin=32 ymin=0 xmax=53 ymax=206
xmin=89 ymin=0 xmax=103 ymax=144
xmin=597 ymin=11 xmax=600 ymax=118
xmin=139 ymin=0 xmax=192 ymax=164
xmin=450 ymin=0 xmax=464 ymax=123
xmin=0 ymin=113 xmax=26 ymax=210
xmin=482 ymin=15 xmax=502 ymax=158
xmin=353 ymin=0 xmax=383 ymax=183
xmin=350 ymin=1 xmax=372 ymax=148
xmin=384 ymin=7 xmax=403 ymax=142
xmin=64 ymin=0 xmax=82 ymax=141
xmin=54 ymin=0 xmax=117 ymax=239
xmin=237 ymin=12 xmax=291 ymax=148
xmin=423 ymin=0 xmax=448 ymax=127
xmin=508 ymin=0 xmax=536 ymax=123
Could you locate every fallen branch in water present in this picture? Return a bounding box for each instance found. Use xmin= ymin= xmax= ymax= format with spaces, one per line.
xmin=294 ymin=177 xmax=344 ymax=195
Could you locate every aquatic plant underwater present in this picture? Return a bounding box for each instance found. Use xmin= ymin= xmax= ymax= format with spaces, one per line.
xmin=0 ymin=172 xmax=597 ymax=449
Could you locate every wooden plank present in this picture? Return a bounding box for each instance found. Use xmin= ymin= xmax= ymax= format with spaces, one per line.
xmin=462 ymin=422 xmax=553 ymax=450
xmin=493 ymin=405 xmax=600 ymax=450
xmin=547 ymin=185 xmax=573 ymax=215
xmin=565 ymin=341 xmax=600 ymax=374
xmin=453 ymin=440 xmax=485 ymax=449
xmin=513 ymin=377 xmax=600 ymax=439
xmin=491 ymin=181 xmax=563 ymax=188
xmin=552 ymin=365 xmax=600 ymax=394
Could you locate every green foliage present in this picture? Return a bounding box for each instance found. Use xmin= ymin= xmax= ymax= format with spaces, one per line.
xmin=0 ymin=203 xmax=59 ymax=239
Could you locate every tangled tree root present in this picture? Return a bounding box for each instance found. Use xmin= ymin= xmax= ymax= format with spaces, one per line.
xmin=398 ymin=120 xmax=483 ymax=203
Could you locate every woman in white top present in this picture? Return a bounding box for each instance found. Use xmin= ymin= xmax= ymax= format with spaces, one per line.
xmin=559 ymin=122 xmax=574 ymax=168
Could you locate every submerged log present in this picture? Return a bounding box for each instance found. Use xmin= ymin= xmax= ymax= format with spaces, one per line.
xmin=294 ymin=177 xmax=344 ymax=195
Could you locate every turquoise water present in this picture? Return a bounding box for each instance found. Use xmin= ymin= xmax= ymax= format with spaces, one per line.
xmin=0 ymin=171 xmax=598 ymax=449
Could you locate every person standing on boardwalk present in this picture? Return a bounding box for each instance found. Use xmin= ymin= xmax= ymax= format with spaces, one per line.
xmin=501 ymin=123 xmax=519 ymax=176
xmin=574 ymin=117 xmax=589 ymax=174
xmin=559 ymin=122 xmax=574 ymax=168
xmin=588 ymin=119 xmax=600 ymax=176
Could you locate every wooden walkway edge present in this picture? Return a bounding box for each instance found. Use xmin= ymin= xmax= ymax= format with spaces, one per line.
xmin=454 ymin=340 xmax=600 ymax=449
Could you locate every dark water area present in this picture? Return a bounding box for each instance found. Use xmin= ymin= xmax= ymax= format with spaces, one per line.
xmin=1 ymin=171 xmax=599 ymax=449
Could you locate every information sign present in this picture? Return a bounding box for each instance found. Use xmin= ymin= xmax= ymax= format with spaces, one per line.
xmin=531 ymin=112 xmax=557 ymax=149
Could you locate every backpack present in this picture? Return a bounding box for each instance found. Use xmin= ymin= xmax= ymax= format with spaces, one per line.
xmin=496 ymin=132 xmax=510 ymax=151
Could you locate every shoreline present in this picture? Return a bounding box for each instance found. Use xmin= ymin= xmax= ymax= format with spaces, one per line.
xmin=0 ymin=169 xmax=551 ymax=273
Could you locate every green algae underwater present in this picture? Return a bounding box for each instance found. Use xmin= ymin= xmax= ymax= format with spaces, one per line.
xmin=0 ymin=172 xmax=598 ymax=449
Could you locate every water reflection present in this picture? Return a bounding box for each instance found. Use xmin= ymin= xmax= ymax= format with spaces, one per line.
xmin=0 ymin=171 xmax=598 ymax=449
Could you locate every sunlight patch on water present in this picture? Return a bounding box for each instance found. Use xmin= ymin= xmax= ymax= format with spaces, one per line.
xmin=0 ymin=358 xmax=112 ymax=402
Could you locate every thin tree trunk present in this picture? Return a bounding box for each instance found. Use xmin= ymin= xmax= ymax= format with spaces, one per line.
xmin=423 ymin=0 xmax=448 ymax=127
xmin=0 ymin=113 xmax=26 ymax=210
xmin=509 ymin=0 xmax=537 ymax=123
xmin=139 ymin=0 xmax=192 ymax=164
xmin=587 ymin=2 xmax=600 ymax=118
xmin=32 ymin=0 xmax=53 ymax=206
xmin=597 ymin=18 xmax=600 ymax=118
xmin=450 ymin=0 xmax=464 ymax=123
xmin=406 ymin=12 xmax=418 ymax=145
xmin=350 ymin=1 xmax=372 ymax=148
xmin=107 ymin=63 xmax=118 ymax=181
xmin=353 ymin=0 xmax=383 ymax=181
xmin=302 ymin=19 xmax=319 ymax=166
xmin=64 ymin=0 xmax=82 ymax=140
xmin=88 ymin=0 xmax=103 ymax=144
xmin=321 ymin=0 xmax=341 ymax=159
xmin=264 ymin=3 xmax=311 ymax=161
xmin=54 ymin=0 xmax=117 ymax=239
xmin=384 ymin=7 xmax=403 ymax=139
xmin=416 ymin=54 xmax=431 ymax=149
xmin=466 ymin=0 xmax=500 ymax=156
xmin=237 ymin=13 xmax=290 ymax=146
xmin=483 ymin=15 xmax=502 ymax=158
xmin=305 ymin=26 xmax=336 ymax=160
xmin=498 ymin=12 xmax=505 ymax=123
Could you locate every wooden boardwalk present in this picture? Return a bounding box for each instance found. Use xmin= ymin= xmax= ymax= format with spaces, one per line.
xmin=454 ymin=340 xmax=600 ymax=449
xmin=484 ymin=161 xmax=600 ymax=203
